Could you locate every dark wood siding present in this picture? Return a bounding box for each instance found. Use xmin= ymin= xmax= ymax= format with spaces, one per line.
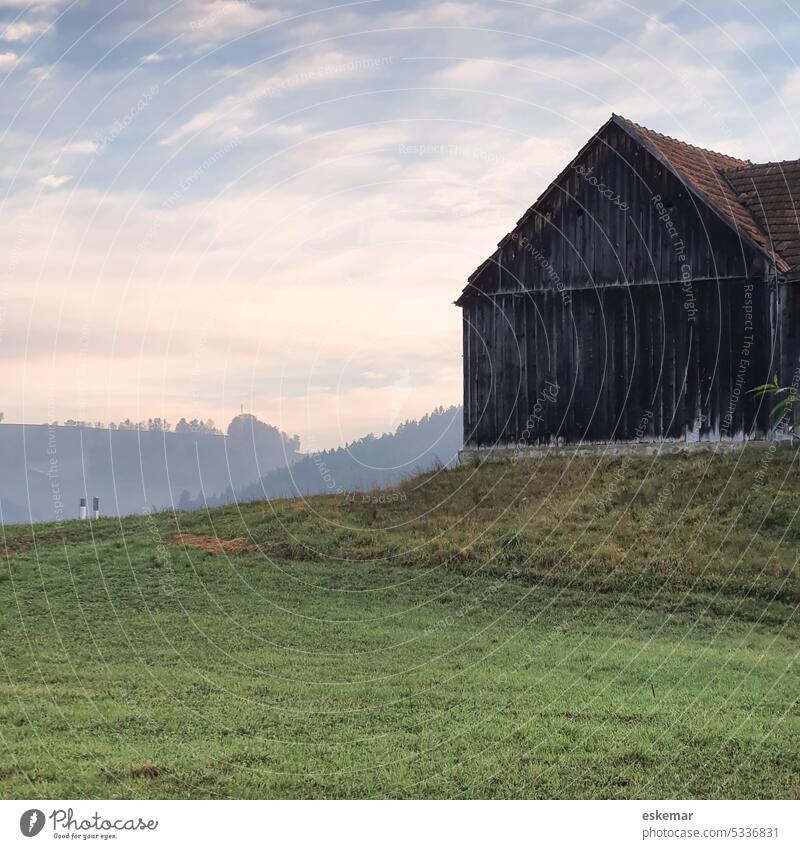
xmin=463 ymin=279 xmax=775 ymax=448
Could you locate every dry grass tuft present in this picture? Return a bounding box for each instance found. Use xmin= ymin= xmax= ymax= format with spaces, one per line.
xmin=168 ymin=533 xmax=256 ymax=555
xmin=130 ymin=763 xmax=162 ymax=779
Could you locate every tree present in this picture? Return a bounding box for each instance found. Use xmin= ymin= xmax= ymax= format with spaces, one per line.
xmin=177 ymin=489 xmax=194 ymax=511
xmin=175 ymin=417 xmax=221 ymax=435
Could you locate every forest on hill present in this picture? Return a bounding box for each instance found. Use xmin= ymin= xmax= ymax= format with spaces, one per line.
xmin=176 ymin=405 xmax=463 ymax=510
xmin=0 ymin=414 xmax=299 ymax=524
xmin=0 ymin=407 xmax=462 ymax=523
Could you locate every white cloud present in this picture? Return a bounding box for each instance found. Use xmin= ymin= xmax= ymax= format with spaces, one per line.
xmin=244 ymin=49 xmax=393 ymax=100
xmin=38 ymin=173 xmax=72 ymax=188
xmin=1 ymin=20 xmax=50 ymax=41
xmin=160 ymin=94 xmax=254 ymax=146
xmin=0 ymin=0 xmax=63 ymax=6
xmin=387 ymin=1 xmax=500 ymax=27
xmin=428 ymin=58 xmax=510 ymax=90
xmin=171 ymin=0 xmax=285 ymax=45
xmin=0 ymin=51 xmax=19 ymax=69
xmin=49 ymin=140 xmax=98 ymax=165
xmin=161 ymin=48 xmax=395 ymax=147
xmin=47 ymin=141 xmax=98 ymax=167
xmin=27 ymin=64 xmax=53 ymax=82
xmin=62 ymin=140 xmax=99 ymax=155
xmin=140 ymin=53 xmax=162 ymax=64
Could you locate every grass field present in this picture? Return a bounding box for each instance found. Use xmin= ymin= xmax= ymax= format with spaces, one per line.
xmin=1 ymin=448 xmax=798 ymax=798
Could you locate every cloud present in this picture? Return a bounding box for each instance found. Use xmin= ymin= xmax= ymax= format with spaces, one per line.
xmin=48 ymin=140 xmax=98 ymax=167
xmin=60 ymin=140 xmax=98 ymax=155
xmin=1 ymin=20 xmax=51 ymax=41
xmin=428 ymin=58 xmax=510 ymax=90
xmin=166 ymin=0 xmax=285 ymax=46
xmin=386 ymin=1 xmax=500 ymax=27
xmin=244 ymin=50 xmax=394 ymax=101
xmin=38 ymin=173 xmax=72 ymax=188
xmin=160 ymin=94 xmax=254 ymax=146
xmin=0 ymin=51 xmax=19 ymax=69
xmin=159 ymin=48 xmax=395 ymax=147
xmin=140 ymin=53 xmax=162 ymax=64
xmin=27 ymin=64 xmax=53 ymax=83
xmin=0 ymin=0 xmax=63 ymax=6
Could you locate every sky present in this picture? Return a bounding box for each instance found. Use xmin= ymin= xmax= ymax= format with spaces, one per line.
xmin=1 ymin=0 xmax=800 ymax=449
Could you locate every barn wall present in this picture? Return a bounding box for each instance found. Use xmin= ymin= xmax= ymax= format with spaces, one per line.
xmin=463 ymin=278 xmax=775 ymax=448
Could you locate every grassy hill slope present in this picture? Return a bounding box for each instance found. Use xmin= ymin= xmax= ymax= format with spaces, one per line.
xmin=1 ymin=447 xmax=798 ymax=798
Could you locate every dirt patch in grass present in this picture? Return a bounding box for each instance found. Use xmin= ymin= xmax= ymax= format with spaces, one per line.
xmin=102 ymin=763 xmax=164 ymax=782
xmin=168 ymin=533 xmax=256 ymax=555
xmin=130 ymin=763 xmax=162 ymax=779
xmin=2 ymin=529 xmax=82 ymax=557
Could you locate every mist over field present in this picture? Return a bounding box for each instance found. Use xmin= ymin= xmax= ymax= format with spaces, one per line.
xmin=0 ymin=407 xmax=461 ymax=523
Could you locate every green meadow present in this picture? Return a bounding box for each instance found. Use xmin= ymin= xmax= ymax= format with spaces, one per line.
xmin=1 ymin=449 xmax=798 ymax=798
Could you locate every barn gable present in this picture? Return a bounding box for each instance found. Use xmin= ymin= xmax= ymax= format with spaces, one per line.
xmin=457 ymin=115 xmax=789 ymax=306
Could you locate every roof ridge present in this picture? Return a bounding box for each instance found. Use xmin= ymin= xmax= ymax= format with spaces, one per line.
xmin=613 ymin=114 xmax=751 ymax=166
xmin=726 ymin=157 xmax=800 ymax=172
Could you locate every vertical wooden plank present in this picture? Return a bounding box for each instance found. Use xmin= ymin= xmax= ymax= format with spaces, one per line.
xmin=651 ymin=284 xmax=664 ymax=439
xmin=488 ymin=292 xmax=497 ymax=445
xmin=727 ymin=281 xmax=744 ymax=440
xmin=471 ymin=299 xmax=481 ymax=446
xmin=515 ymin=292 xmax=527 ymax=443
xmin=698 ymin=281 xmax=712 ymax=440
xmin=525 ymin=293 xmax=538 ymax=442
xmin=683 ymin=282 xmax=700 ymax=441
xmin=462 ymin=309 xmax=471 ymax=446
xmin=502 ymin=294 xmax=517 ymax=444
xmin=621 ymin=288 xmax=636 ymax=441
xmin=478 ymin=294 xmax=493 ymax=447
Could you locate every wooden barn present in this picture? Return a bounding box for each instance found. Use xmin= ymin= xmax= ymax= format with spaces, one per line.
xmin=457 ymin=114 xmax=800 ymax=453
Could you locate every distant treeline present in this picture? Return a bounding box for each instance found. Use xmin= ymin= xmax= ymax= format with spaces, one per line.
xmin=0 ymin=414 xmax=300 ymax=524
xmin=0 ymin=407 xmax=463 ymax=524
xmin=179 ymin=406 xmax=463 ymax=510
xmin=37 ymin=417 xmax=223 ymax=434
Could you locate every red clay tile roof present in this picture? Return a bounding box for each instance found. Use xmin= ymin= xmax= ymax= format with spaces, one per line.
xmin=725 ymin=159 xmax=800 ymax=275
xmin=614 ymin=115 xmax=792 ymax=274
